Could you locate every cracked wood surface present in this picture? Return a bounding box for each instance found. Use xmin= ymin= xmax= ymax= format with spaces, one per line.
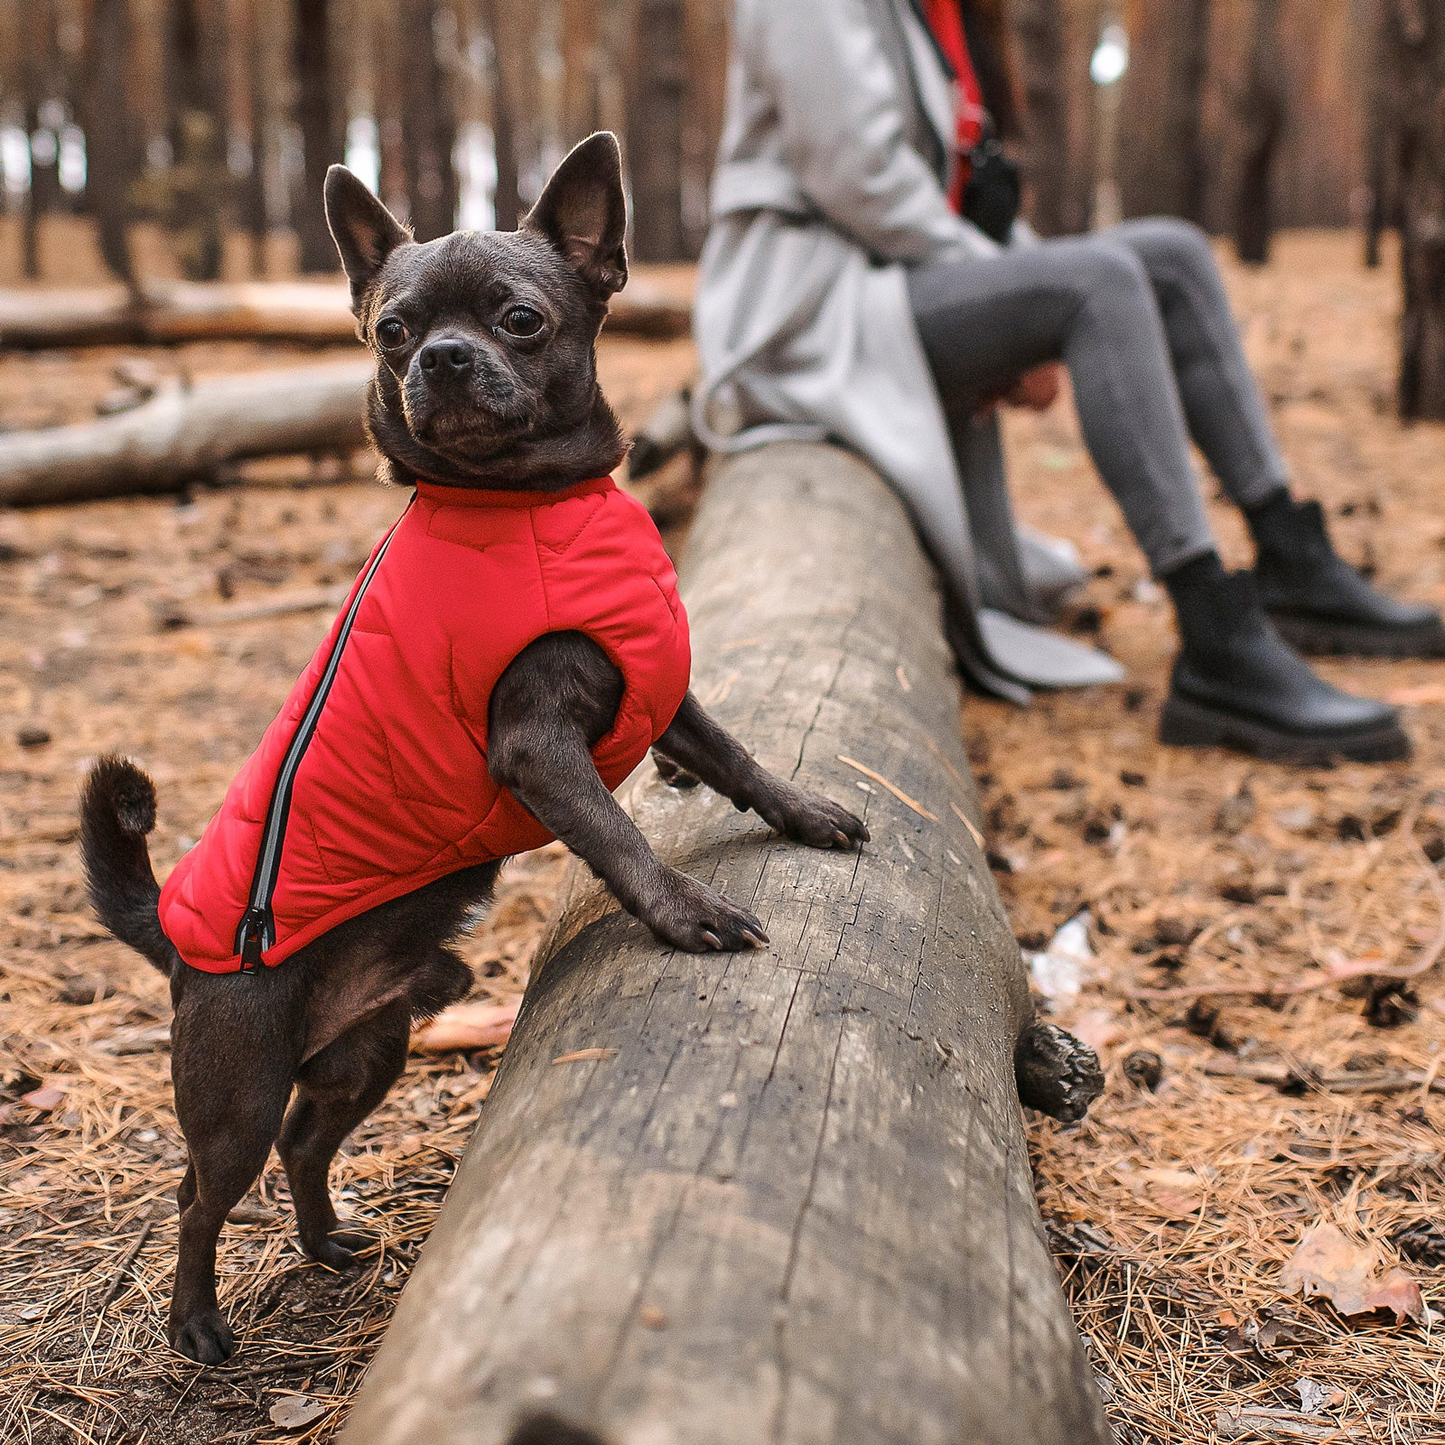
xmin=341 ymin=442 xmax=1111 ymax=1445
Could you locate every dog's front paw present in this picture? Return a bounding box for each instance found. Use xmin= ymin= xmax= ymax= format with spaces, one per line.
xmin=642 ymin=870 xmax=769 ymax=952
xmin=767 ymin=790 xmax=870 ymax=851
xmin=171 ymin=1307 xmax=236 ymax=1365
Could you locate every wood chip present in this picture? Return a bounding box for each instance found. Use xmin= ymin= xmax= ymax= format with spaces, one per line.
xmin=835 ymin=755 xmax=938 ymax=821
xmin=551 ymin=1047 xmax=619 ymax=1066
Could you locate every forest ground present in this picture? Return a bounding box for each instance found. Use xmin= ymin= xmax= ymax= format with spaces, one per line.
xmin=2 ymin=231 xmax=1443 ymax=1444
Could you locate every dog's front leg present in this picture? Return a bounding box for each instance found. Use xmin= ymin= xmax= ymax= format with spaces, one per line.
xmin=490 ymin=634 xmax=768 ymax=952
xmin=653 ymin=693 xmax=869 ymax=849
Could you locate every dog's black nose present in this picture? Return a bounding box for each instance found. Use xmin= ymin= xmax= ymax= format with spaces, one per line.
xmin=418 ymin=339 xmax=475 ymax=380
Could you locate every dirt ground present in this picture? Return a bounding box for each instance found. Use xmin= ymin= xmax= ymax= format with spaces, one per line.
xmin=2 ymin=231 xmax=1443 ymax=1443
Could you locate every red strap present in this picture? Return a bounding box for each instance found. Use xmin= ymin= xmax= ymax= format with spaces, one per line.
xmin=921 ymin=0 xmax=986 ymax=211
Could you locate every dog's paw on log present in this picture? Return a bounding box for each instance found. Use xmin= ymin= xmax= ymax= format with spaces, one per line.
xmin=1014 ymin=1021 xmax=1105 ymax=1123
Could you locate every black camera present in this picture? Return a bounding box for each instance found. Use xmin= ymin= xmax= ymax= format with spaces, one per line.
xmin=961 ymin=135 xmax=1021 ymax=244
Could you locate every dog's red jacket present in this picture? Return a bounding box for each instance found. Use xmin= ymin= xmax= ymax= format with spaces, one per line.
xmin=158 ymin=476 xmax=690 ymax=972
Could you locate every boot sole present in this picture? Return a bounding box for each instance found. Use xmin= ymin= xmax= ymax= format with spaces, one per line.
xmin=1267 ymin=610 xmax=1445 ymax=659
xmin=1159 ymin=692 xmax=1411 ymax=764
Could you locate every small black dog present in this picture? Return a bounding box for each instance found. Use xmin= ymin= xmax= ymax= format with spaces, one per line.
xmin=81 ymin=133 xmax=867 ymax=1364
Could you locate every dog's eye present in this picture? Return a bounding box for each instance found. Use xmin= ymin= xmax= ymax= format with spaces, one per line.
xmin=501 ymin=306 xmax=545 ymax=338
xmin=376 ymin=317 xmax=409 ymax=349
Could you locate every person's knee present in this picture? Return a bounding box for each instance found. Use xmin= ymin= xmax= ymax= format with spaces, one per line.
xmin=1079 ymin=239 xmax=1152 ymax=304
xmin=1124 ymin=217 xmax=1217 ymax=278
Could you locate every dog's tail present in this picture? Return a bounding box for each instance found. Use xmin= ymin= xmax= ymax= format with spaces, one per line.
xmin=79 ymin=756 xmax=180 ymax=976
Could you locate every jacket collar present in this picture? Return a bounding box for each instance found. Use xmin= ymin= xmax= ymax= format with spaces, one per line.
xmin=414 ymin=475 xmax=615 ymax=509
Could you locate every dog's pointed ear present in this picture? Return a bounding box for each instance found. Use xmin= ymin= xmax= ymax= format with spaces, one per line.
xmin=523 ymin=132 xmax=628 ymax=301
xmin=325 ymin=164 xmax=410 ymax=306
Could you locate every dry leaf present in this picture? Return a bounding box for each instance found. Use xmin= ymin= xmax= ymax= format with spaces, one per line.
xmin=1280 ymin=1221 xmax=1423 ymax=1323
xmin=268 ymin=1394 xmax=327 ymax=1430
xmin=411 ymin=998 xmax=519 ymax=1053
xmin=552 ymin=1047 xmax=618 ymax=1065
xmin=1135 ymin=1167 xmax=1204 ymax=1219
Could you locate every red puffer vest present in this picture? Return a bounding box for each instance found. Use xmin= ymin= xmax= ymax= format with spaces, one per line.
xmin=157 ymin=476 xmax=691 ymax=973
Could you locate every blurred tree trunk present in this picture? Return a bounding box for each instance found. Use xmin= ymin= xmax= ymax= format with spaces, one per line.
xmin=397 ymin=0 xmax=459 ymax=240
xmin=1011 ymin=0 xmax=1069 ymax=236
xmin=1232 ymin=0 xmax=1284 ymax=264
xmin=163 ymin=0 xmax=230 ymax=280
xmin=561 ymin=0 xmax=600 ymax=144
xmin=239 ymin=0 xmax=269 ymax=276
xmin=1386 ymin=0 xmax=1445 ymax=418
xmin=293 ymin=0 xmax=343 ymax=271
xmin=21 ymin=0 xmax=63 ymax=278
xmin=480 ymin=0 xmax=522 ymax=229
xmin=82 ymin=0 xmax=139 ymax=290
xmin=1168 ymin=0 xmax=1211 ymax=224
xmin=628 ymin=0 xmax=687 ymax=260
xmin=1119 ymin=0 xmax=1211 ymax=222
xmin=1363 ymin=0 xmax=1391 ymax=267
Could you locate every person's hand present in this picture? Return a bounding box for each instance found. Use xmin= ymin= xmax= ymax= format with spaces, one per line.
xmin=1002 ymin=363 xmax=1063 ymax=412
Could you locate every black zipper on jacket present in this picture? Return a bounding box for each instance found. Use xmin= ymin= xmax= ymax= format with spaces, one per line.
xmin=234 ymin=508 xmax=408 ymax=972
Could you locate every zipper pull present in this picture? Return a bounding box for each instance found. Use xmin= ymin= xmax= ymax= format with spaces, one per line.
xmin=236 ymin=907 xmax=270 ymax=973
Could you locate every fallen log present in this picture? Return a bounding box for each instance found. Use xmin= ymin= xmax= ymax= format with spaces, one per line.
xmin=342 ymin=442 xmax=1109 ymax=1445
xmin=0 ymin=271 xmax=690 ymax=350
xmin=0 ymin=359 xmax=371 ymax=507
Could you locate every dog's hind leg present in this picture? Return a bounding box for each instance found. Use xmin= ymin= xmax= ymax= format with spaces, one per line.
xmin=168 ymin=974 xmax=301 ymax=1364
xmin=278 ymin=997 xmax=412 ymax=1268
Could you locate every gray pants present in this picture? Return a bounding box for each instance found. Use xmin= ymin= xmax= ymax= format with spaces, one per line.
xmin=908 ymin=218 xmax=1289 ymax=577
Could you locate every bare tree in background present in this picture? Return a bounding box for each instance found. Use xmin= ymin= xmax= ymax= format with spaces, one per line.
xmin=1119 ymin=0 xmax=1211 ymax=222
xmin=1012 ymin=0 xmax=1070 ymax=236
xmin=293 ymin=0 xmax=343 ymax=271
xmin=158 ymin=0 xmax=230 ymax=280
xmin=1384 ymin=0 xmax=1445 ymax=418
xmin=1232 ymin=0 xmax=1284 ymax=264
xmin=1167 ymin=0 xmax=1210 ymax=224
xmin=628 ymin=0 xmax=687 ymax=261
xmin=20 ymin=0 xmax=64 ymax=278
xmin=394 ymin=0 xmax=457 ymax=241
xmin=83 ymin=0 xmax=138 ymax=289
xmin=478 ymin=0 xmax=522 ymax=230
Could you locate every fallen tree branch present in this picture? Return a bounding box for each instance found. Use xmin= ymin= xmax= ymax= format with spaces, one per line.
xmin=0 ymin=360 xmax=372 ymax=507
xmin=0 ymin=273 xmax=690 ymax=350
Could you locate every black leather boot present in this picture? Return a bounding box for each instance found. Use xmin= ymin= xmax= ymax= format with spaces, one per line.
xmin=1160 ymin=561 xmax=1409 ymax=763
xmin=1251 ymin=496 xmax=1445 ymax=657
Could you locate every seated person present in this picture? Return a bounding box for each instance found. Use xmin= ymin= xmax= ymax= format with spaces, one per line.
xmin=692 ymin=0 xmax=1440 ymax=763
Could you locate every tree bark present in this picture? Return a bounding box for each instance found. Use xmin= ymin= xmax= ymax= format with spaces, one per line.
xmin=398 ymin=0 xmax=459 ymax=241
xmin=82 ymin=0 xmax=139 ymax=290
xmin=628 ymin=0 xmax=687 ymax=261
xmin=1119 ymin=0 xmax=1212 ymax=223
xmin=0 ymin=273 xmax=692 ymax=349
xmin=21 ymin=0 xmax=63 ymax=279
xmin=1386 ymin=0 xmax=1445 ymax=418
xmin=293 ymin=0 xmax=344 ymax=272
xmin=1011 ymin=0 xmax=1070 ymax=236
xmin=160 ymin=0 xmax=231 ymax=281
xmin=1232 ymin=0 xmax=1285 ymax=265
xmin=480 ymin=0 xmax=523 ymax=231
xmin=0 ymin=359 xmax=371 ymax=507
xmin=338 ymin=441 xmax=1108 ymax=1445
